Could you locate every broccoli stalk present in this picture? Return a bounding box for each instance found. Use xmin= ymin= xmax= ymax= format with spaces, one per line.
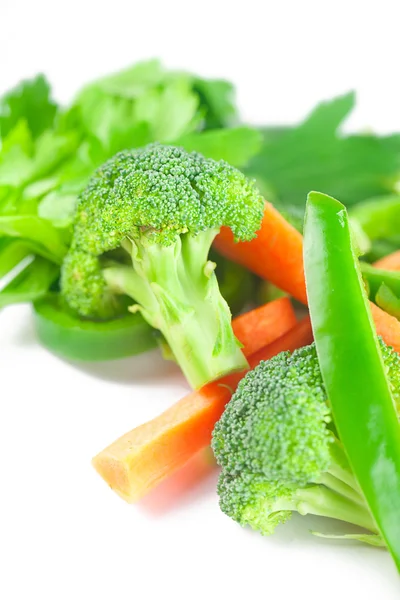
xmin=102 ymin=229 xmax=245 ymax=387
xmin=212 ymin=341 xmax=400 ymax=544
xmin=61 ymin=144 xmax=264 ymax=388
xmin=218 ymin=472 xmax=379 ymax=537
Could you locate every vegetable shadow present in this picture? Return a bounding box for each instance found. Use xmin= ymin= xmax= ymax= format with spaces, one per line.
xmin=138 ymin=450 xmax=220 ymax=517
xmin=66 ymin=348 xmax=184 ymax=386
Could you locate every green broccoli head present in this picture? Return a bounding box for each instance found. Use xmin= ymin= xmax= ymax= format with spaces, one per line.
xmin=218 ymin=471 xmax=293 ymax=535
xmin=212 ymin=344 xmax=332 ymax=485
xmin=213 ymin=340 xmax=400 ymax=539
xmin=71 ymin=143 xmax=264 ymax=253
xmin=61 ymin=143 xmax=264 ymax=389
xmin=381 ymin=340 xmax=400 ymax=412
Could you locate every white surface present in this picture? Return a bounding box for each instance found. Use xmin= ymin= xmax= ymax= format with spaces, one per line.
xmin=1 ymin=307 xmax=399 ymax=599
xmin=1 ymin=2 xmax=400 ymax=598
xmin=1 ymin=0 xmax=400 ymax=132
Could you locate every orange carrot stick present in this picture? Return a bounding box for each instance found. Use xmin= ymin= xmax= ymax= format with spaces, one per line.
xmin=232 ymin=296 xmax=296 ymax=356
xmin=369 ymin=302 xmax=400 ymax=353
xmin=215 ymin=203 xmax=400 ymax=349
xmin=374 ymin=250 xmax=400 ymax=271
xmin=214 ymin=201 xmax=307 ymax=304
xmin=92 ymin=316 xmax=311 ymax=503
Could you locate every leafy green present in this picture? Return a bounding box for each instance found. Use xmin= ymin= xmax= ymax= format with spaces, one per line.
xmin=176 ymin=126 xmax=262 ymax=167
xmin=0 ymin=256 xmax=59 ymax=309
xmin=349 ymin=195 xmax=400 ymax=241
xmin=247 ymin=92 xmax=400 ymax=214
xmin=0 ymin=74 xmax=58 ymax=140
xmin=0 ymin=216 xmax=68 ymax=262
xmin=73 ymin=60 xmax=199 ymax=156
xmin=0 ymin=120 xmax=80 ymax=193
xmin=193 ymin=78 xmax=237 ymax=129
xmin=0 ymin=238 xmax=32 ymax=279
xmin=0 ymin=61 xmax=257 ymax=312
xmin=91 ymin=60 xmax=165 ymax=98
xmin=37 ymin=187 xmax=78 ymax=228
xmin=376 ymin=283 xmax=400 ymax=319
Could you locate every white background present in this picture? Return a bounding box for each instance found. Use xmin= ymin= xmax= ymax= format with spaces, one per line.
xmin=1 ymin=1 xmax=400 ymax=598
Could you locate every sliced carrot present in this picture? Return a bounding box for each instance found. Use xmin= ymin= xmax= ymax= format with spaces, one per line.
xmin=214 ymin=201 xmax=307 ymax=304
xmin=92 ymin=316 xmax=312 ymax=503
xmin=232 ymin=296 xmax=296 ymax=356
xmin=374 ymin=250 xmax=400 ymax=271
xmin=369 ymin=302 xmax=400 ymax=353
xmin=248 ymin=316 xmax=312 ymax=369
xmin=215 ymin=203 xmax=400 ymax=350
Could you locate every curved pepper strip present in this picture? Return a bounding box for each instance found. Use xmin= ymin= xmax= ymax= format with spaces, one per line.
xmin=33 ymin=294 xmax=158 ymax=361
xmin=304 ymin=191 xmax=400 ymax=570
xmin=361 ymin=262 xmax=400 ymax=301
xmin=375 ymin=284 xmax=400 ymax=320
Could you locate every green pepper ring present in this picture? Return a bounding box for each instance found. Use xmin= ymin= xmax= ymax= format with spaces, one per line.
xmin=33 ymin=294 xmax=158 ymax=361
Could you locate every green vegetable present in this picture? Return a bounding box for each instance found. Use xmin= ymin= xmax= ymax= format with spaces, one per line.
xmin=33 ymin=294 xmax=157 ymax=361
xmin=0 ymin=216 xmax=68 ymax=263
xmin=0 ymin=257 xmax=58 ymax=308
xmin=349 ymin=195 xmax=400 ymax=242
xmin=0 ymin=238 xmax=33 ymax=279
xmin=212 ymin=341 xmax=399 ymax=542
xmin=0 ymin=61 xmax=262 ymax=316
xmin=361 ymin=262 xmax=400 ymax=308
xmin=0 ymin=74 xmax=57 ymax=140
xmin=192 ymin=77 xmax=237 ymax=129
xmin=304 ymin=191 xmax=400 ymax=569
xmin=176 ymin=127 xmax=262 ymax=168
xmin=365 ymin=238 xmax=400 ymax=263
xmin=61 ymin=143 xmax=264 ymax=388
xmin=211 ymin=251 xmax=256 ymax=316
xmin=246 ymin=93 xmax=400 ymax=217
xmin=376 ymin=283 xmax=400 ymax=319
xmin=30 ymin=252 xmax=253 ymax=362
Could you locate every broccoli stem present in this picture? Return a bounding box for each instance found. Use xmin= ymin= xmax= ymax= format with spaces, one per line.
xmin=317 ymin=473 xmax=364 ymax=506
xmin=103 ymin=229 xmax=248 ymax=388
xmin=294 ymin=486 xmax=379 ymax=533
xmin=325 ymin=435 xmax=362 ymax=493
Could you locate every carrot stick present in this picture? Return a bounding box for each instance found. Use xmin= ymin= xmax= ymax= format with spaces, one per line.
xmin=215 ymin=203 xmax=400 ymax=349
xmin=214 ymin=201 xmax=307 ymax=304
xmin=374 ymin=250 xmax=400 ymax=271
xmin=369 ymin=302 xmax=400 ymax=353
xmin=232 ymin=296 xmax=296 ymax=356
xmin=248 ymin=316 xmax=312 ymax=369
xmin=92 ymin=316 xmax=311 ymax=503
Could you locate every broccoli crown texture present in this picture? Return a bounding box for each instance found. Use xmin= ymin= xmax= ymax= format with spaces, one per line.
xmin=72 ymin=143 xmax=264 ymax=253
xmin=381 ymin=340 xmax=400 ymax=412
xmin=212 ymin=339 xmax=400 ymax=540
xmin=61 ymin=143 xmax=263 ymax=388
xmin=218 ymin=471 xmax=293 ymax=535
xmin=212 ymin=343 xmax=332 ymax=485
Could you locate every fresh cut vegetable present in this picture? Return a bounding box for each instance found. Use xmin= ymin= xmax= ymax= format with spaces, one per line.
xmin=214 ymin=200 xmax=400 ymax=351
xmin=304 ymin=191 xmax=400 ymax=568
xmin=92 ymin=299 xmax=302 ymax=502
xmin=33 ymin=294 xmax=158 ymax=361
xmin=214 ymin=201 xmax=307 ymax=304
xmin=60 ymin=144 xmax=264 ymax=389
xmin=210 ymin=192 xmax=400 ymax=563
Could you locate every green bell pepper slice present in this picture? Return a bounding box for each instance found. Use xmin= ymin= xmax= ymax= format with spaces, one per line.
xmin=361 ymin=262 xmax=400 ymax=301
xmin=376 ymin=284 xmax=400 ymax=320
xmin=304 ymin=191 xmax=400 ymax=570
xmin=349 ymin=195 xmax=400 ymax=241
xmin=360 ymin=262 xmax=400 ymax=319
xmin=33 ymin=294 xmax=158 ymax=361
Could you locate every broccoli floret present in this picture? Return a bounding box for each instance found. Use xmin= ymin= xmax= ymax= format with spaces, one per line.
xmin=61 ymin=143 xmax=264 ymax=388
xmin=212 ymin=339 xmax=400 ymax=539
xmin=218 ymin=473 xmax=377 ymax=536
